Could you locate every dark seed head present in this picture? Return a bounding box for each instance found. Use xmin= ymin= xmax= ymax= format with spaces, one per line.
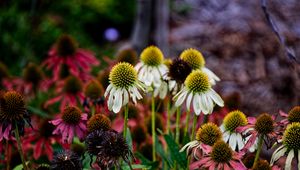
xmin=168 ymin=58 xmax=192 ymax=84
xmin=255 ymin=113 xmax=274 ymax=135
xmin=56 ymin=34 xmax=78 ymax=57
xmin=61 ymin=106 xmax=82 ymax=125
xmin=51 ymin=150 xmax=82 ymax=170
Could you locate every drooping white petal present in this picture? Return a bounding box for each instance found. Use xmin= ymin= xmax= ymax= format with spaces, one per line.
xmin=104 ymin=84 xmax=113 ymax=97
xmin=132 ymin=86 xmax=142 ymax=99
xmin=186 ymin=92 xmax=193 ymax=111
xmin=199 ymin=93 xmax=209 ymax=115
xmin=159 ymin=82 xmax=168 ymax=99
xmin=236 ymin=133 xmax=244 ymax=151
xmin=209 ymin=89 xmax=224 ymax=107
xmin=112 ymin=89 xmax=123 ymax=113
xmin=175 ymin=89 xmax=188 ymax=107
xmin=135 ymin=62 xmax=143 ymax=71
xmin=270 ymin=145 xmax=286 ymax=165
xmin=107 ymin=87 xmax=116 ymax=110
xmin=152 ymin=68 xmax=162 ymax=87
xmin=123 ymin=88 xmax=129 ymax=106
xmin=285 ymin=150 xmax=294 ymax=170
xmin=202 ymin=67 xmax=220 ymax=85
xmin=298 ymin=151 xmax=300 ymax=170
xmin=229 ymin=133 xmax=237 ymax=150
xmin=193 ymin=93 xmax=201 ymax=115
xmin=223 ymin=131 xmax=230 ymax=143
xmin=205 ymin=93 xmax=214 ymax=114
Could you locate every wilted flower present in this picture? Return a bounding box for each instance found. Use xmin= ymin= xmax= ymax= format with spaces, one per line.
xmin=51 ymin=150 xmax=82 ymax=170
xmin=189 ymin=140 xmax=247 ymax=170
xmin=49 ymin=106 xmax=87 ymax=144
xmin=180 ymin=123 xmax=222 ymax=159
xmin=173 ymin=70 xmax=224 ymax=115
xmin=180 ymin=48 xmax=220 ymax=85
xmin=85 ymin=129 xmax=133 ymax=169
xmin=105 ymin=62 xmax=145 ymax=113
xmin=220 ymin=110 xmax=248 ymax=151
xmin=0 ymin=91 xmax=31 ymax=141
xmin=42 ymin=34 xmax=99 ymax=81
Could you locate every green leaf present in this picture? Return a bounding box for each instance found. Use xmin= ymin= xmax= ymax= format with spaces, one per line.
xmin=27 ymin=106 xmax=50 ymax=118
xmin=13 ymin=164 xmax=23 ymax=170
xmin=125 ymin=127 xmax=133 ymax=151
xmin=135 ymin=152 xmax=159 ymax=170
xmin=155 ymin=134 xmax=173 ymax=168
xmin=121 ymin=164 xmax=151 ymax=170
xmin=164 ymin=134 xmax=187 ymax=169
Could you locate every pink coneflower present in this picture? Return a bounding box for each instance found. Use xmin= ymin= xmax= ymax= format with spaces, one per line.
xmin=42 ymin=34 xmax=99 ymax=81
xmin=237 ymin=113 xmax=278 ymax=152
xmin=279 ymin=106 xmax=300 ymax=126
xmin=49 ymin=106 xmax=87 ymax=144
xmin=190 ymin=140 xmax=247 ymax=170
xmin=3 ymin=63 xmax=49 ymax=98
xmin=23 ymin=119 xmax=60 ymax=161
xmin=45 ymin=76 xmax=84 ymax=111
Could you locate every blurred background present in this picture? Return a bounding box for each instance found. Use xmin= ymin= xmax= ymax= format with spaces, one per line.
xmin=0 ymin=0 xmax=299 ymax=115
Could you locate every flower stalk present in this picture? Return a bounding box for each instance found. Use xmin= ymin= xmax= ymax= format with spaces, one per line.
xmin=123 ymin=104 xmax=129 ymax=138
xmin=175 ymin=107 xmax=180 ymax=144
xmin=15 ymin=123 xmax=28 ymax=170
xmin=253 ymin=134 xmax=264 ymax=168
xmin=151 ymin=95 xmax=156 ymax=161
xmin=191 ymin=114 xmax=197 ymax=140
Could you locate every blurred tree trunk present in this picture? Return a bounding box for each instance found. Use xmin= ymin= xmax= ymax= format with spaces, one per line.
xmin=131 ymin=0 xmax=169 ymax=55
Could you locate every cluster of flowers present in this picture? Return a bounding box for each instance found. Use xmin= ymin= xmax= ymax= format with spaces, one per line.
xmin=0 ymin=33 xmax=299 ymax=170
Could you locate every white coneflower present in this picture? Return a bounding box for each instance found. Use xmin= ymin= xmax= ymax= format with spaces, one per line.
xmin=271 ymin=122 xmax=300 ymax=170
xmin=180 ymin=48 xmax=220 ymax=85
xmin=180 ymin=123 xmax=222 ymax=159
xmin=220 ymin=110 xmax=248 ymax=151
xmin=135 ymin=46 xmax=168 ymax=95
xmin=173 ymin=70 xmax=224 ymax=115
xmin=104 ymin=62 xmax=145 ymax=113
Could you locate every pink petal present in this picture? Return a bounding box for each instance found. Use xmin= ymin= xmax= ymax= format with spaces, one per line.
xmin=247 ymin=117 xmax=256 ymax=124
xmin=34 ymin=139 xmax=44 ymax=160
xmin=75 ymin=126 xmax=85 ymax=140
xmin=279 ymin=110 xmax=288 ymax=117
xmin=44 ymin=140 xmax=53 ymax=160
xmin=201 ymin=144 xmax=212 ymax=154
xmin=45 ymin=95 xmax=63 ymax=108
xmin=49 ymin=119 xmax=63 ymax=126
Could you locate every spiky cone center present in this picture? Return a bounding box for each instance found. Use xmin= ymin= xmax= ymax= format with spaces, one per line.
xmin=283 ymin=122 xmax=300 ymax=150
xmin=63 ymin=76 xmax=83 ymax=94
xmin=254 ymin=113 xmax=274 ymax=135
xmin=185 ymin=70 xmax=210 ymax=93
xmin=56 ymin=34 xmax=78 ymax=57
xmin=211 ymin=140 xmax=233 ymax=163
xmin=196 ymin=123 xmax=222 ymax=146
xmin=61 ymin=106 xmax=82 ymax=124
xmin=180 ymin=48 xmax=205 ymax=69
xmin=87 ymin=114 xmax=111 ymax=132
xmin=140 ymin=46 xmax=164 ymax=66
xmin=168 ymin=58 xmax=192 ymax=84
xmin=84 ymin=80 xmax=103 ymax=100
xmin=23 ymin=63 xmax=44 ymax=84
xmin=0 ymin=91 xmax=26 ymax=121
xmin=288 ymin=106 xmax=300 ymax=123
xmin=116 ymin=48 xmax=138 ymax=65
xmin=224 ymin=110 xmax=248 ymax=132
xmin=109 ymin=62 xmax=137 ymax=89
xmin=252 ymin=160 xmax=272 ymax=170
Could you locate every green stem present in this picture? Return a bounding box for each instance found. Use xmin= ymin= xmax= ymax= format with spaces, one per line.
xmin=184 ymin=110 xmax=190 ymax=138
xmin=191 ymin=114 xmax=198 ymax=140
xmin=15 ymin=123 xmax=28 ymax=170
xmin=166 ymin=100 xmax=171 ymax=134
xmin=175 ymin=108 xmax=180 ymax=144
xmin=253 ymin=134 xmax=264 ymax=168
xmin=151 ymin=95 xmax=156 ymax=161
xmin=91 ymin=106 xmax=95 ymax=117
xmin=123 ymin=104 xmax=129 ymax=138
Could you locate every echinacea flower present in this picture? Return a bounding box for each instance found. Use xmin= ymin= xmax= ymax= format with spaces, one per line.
xmin=253 ymin=159 xmax=281 ymax=170
xmin=3 ymin=63 xmax=48 ymax=97
xmin=237 ymin=113 xmax=278 ymax=152
xmin=105 ymin=62 xmax=145 ymax=113
xmin=0 ymin=91 xmax=31 ymax=141
xmin=135 ymin=46 xmax=168 ymax=93
xmin=173 ymin=70 xmax=224 ymax=115
xmin=85 ymin=129 xmax=133 ymax=169
xmin=23 ymin=119 xmax=58 ymax=160
xmin=83 ymin=79 xmax=107 ymax=113
xmin=49 ymin=106 xmax=87 ymax=144
xmin=87 ymin=113 xmax=111 ymax=133
xmin=42 ymin=34 xmax=99 ymax=81
xmin=166 ymin=58 xmax=192 ymax=95
xmin=180 ymin=123 xmax=222 ymax=159
xmin=180 ymin=48 xmax=220 ymax=85
xmin=190 ymin=140 xmax=247 ymax=170
xmin=279 ymin=106 xmax=300 ymax=126
xmin=271 ymin=122 xmax=300 ymax=170
xmin=45 ymin=76 xmax=85 ymax=111
xmin=220 ymin=110 xmax=248 ymax=151
xmin=51 ymin=150 xmax=82 ymax=170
